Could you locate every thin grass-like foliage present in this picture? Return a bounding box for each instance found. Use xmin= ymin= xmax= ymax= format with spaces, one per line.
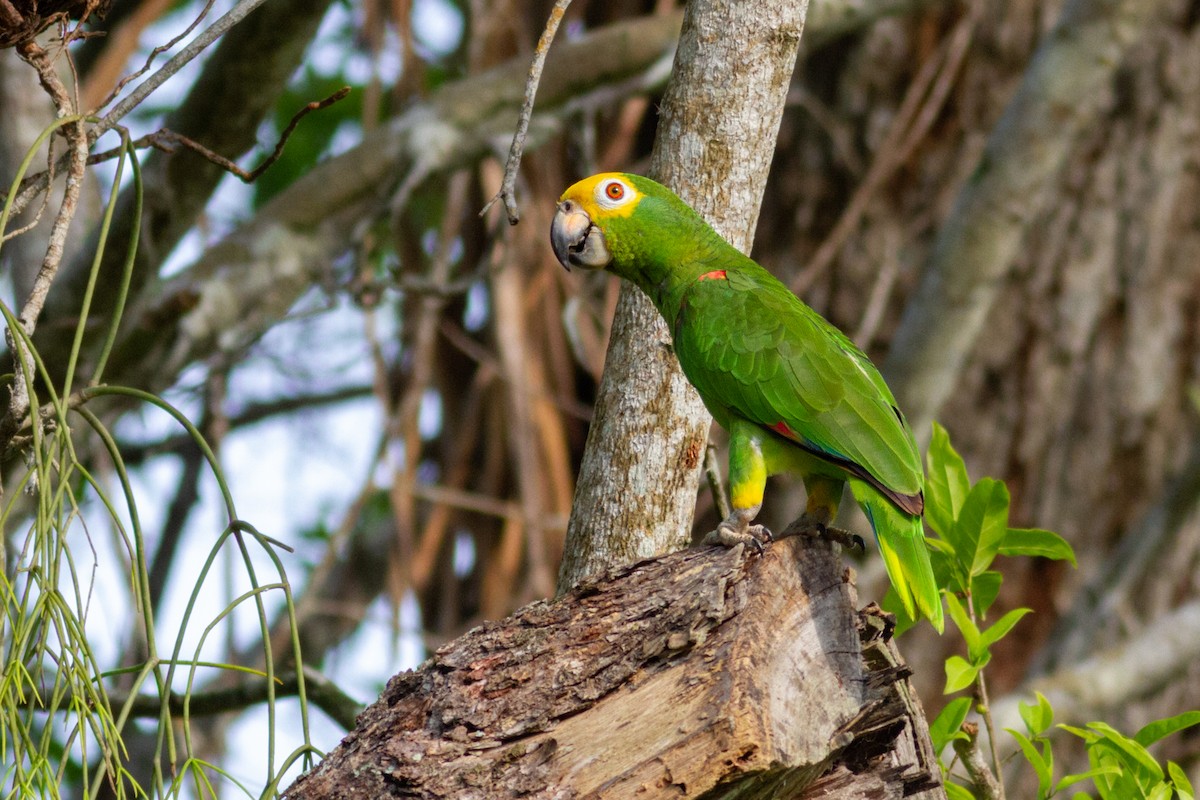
xmin=0 ymin=120 xmax=314 ymax=799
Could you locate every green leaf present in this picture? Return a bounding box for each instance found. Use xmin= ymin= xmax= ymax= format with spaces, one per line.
xmin=1147 ymin=783 xmax=1173 ymax=800
xmin=1019 ymin=691 xmax=1055 ymax=737
xmin=980 ymin=607 xmax=1032 ymax=651
xmin=971 ymin=570 xmax=1003 ymax=617
xmin=925 ymin=422 xmax=971 ymax=538
xmin=944 ymin=655 xmax=980 ymax=694
xmin=1000 ymin=527 xmax=1077 ymax=566
xmin=1060 ymin=723 xmax=1095 ymax=742
xmin=1086 ymin=723 xmax=1164 ymax=784
xmin=944 ymin=782 xmax=978 ymax=800
xmin=1008 ymin=728 xmax=1053 ymax=798
xmin=1055 ymin=766 xmax=1122 ymax=795
xmin=930 ymin=546 xmax=968 ymax=597
xmin=945 ymin=593 xmax=982 ymax=656
xmin=930 ymin=696 xmax=972 ymax=754
xmin=948 ymin=477 xmax=1010 ymax=576
xmin=1132 ymin=710 xmax=1200 ymax=748
xmin=1168 ymin=761 xmax=1194 ymax=800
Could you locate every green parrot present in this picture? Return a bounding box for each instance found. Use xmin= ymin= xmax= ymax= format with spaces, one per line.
xmin=550 ymin=172 xmax=943 ymax=632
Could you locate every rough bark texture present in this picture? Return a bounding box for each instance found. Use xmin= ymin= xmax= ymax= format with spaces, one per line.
xmin=283 ymin=537 xmax=943 ymax=800
xmin=882 ymin=0 xmax=1169 ymax=438
xmin=558 ymin=0 xmax=810 ymax=590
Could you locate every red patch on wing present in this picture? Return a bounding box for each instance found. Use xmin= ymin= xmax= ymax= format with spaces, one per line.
xmin=770 ymin=421 xmax=797 ymax=440
xmin=697 ymin=270 xmax=727 ymax=281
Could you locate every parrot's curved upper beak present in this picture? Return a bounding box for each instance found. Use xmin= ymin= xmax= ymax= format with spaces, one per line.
xmin=551 ymin=200 xmax=610 ymax=271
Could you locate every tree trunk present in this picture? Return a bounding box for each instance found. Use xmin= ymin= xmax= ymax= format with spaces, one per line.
xmin=557 ymin=0 xmax=810 ymax=589
xmin=882 ymin=0 xmax=1168 ymax=438
xmin=283 ymin=538 xmax=944 ymax=799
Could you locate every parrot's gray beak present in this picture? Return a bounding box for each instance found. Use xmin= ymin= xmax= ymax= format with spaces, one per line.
xmin=551 ymin=200 xmax=610 ymax=271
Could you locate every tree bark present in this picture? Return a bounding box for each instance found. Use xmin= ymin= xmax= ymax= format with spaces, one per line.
xmin=283 ymin=538 xmax=943 ymax=799
xmin=882 ymin=0 xmax=1168 ymax=437
xmin=557 ymin=0 xmax=810 ymax=589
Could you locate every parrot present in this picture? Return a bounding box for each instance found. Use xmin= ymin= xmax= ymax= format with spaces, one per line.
xmin=550 ymin=172 xmax=943 ymax=632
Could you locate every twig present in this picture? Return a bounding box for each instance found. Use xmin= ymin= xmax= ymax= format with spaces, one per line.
xmin=138 ymin=87 xmax=351 ymax=183
xmin=89 ymin=0 xmax=219 ymax=114
xmin=705 ymin=441 xmax=731 ymax=520
xmin=19 ymin=87 xmax=353 ymax=189
xmin=1 ymin=40 xmax=90 ymax=457
xmin=117 ymin=384 xmax=375 ymax=465
xmin=953 ymin=722 xmax=1004 ymax=800
xmin=4 ymin=0 xmax=271 ymax=218
xmin=968 ymin=593 xmax=1007 ymax=800
xmin=479 ymin=0 xmax=573 ymax=225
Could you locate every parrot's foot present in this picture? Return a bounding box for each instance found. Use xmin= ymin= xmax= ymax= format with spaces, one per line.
xmin=703 ymin=510 xmax=772 ymax=554
xmin=778 ymin=518 xmax=865 ymax=551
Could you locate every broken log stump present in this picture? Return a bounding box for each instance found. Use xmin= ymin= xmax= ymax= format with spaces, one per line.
xmin=284 ymin=537 xmax=945 ymax=799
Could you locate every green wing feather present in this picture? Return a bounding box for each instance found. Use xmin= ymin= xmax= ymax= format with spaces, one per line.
xmin=671 ymin=257 xmax=943 ymax=632
xmin=672 ymin=263 xmax=922 ymax=503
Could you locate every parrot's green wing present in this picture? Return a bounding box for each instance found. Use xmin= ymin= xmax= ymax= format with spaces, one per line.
xmin=672 ymin=264 xmax=924 ymax=508
xmin=671 ymin=262 xmax=943 ymax=630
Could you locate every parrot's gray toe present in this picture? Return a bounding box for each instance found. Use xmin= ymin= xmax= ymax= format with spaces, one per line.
xmin=704 ymin=521 xmax=772 ymax=553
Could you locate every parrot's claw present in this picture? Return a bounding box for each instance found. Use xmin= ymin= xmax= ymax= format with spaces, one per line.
xmin=704 ymin=521 xmax=772 ymax=554
xmin=778 ymin=519 xmax=865 ymax=551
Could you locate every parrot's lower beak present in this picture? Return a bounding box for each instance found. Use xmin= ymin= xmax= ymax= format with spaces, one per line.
xmin=551 ymin=201 xmax=610 ymax=271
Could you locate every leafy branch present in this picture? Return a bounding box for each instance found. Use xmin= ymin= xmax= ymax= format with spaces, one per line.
xmin=915 ymin=423 xmax=1197 ymax=800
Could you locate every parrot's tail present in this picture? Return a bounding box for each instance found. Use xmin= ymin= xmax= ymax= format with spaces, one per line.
xmin=849 ymin=479 xmax=944 ymax=633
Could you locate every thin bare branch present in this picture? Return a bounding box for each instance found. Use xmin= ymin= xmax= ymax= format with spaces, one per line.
xmin=1 ymin=39 xmax=89 ymax=455
xmin=89 ymin=0 xmax=218 ymax=113
xmin=791 ymin=6 xmax=977 ymax=295
xmin=25 ymin=665 xmax=361 ymax=731
xmin=479 ymin=0 xmax=572 ymax=225
xmin=3 ymin=0 xmax=271 ymax=217
xmin=704 ymin=441 xmax=731 ymax=521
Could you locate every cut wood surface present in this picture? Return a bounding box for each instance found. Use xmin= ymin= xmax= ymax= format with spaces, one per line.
xmin=284 ymin=538 xmax=944 ymax=799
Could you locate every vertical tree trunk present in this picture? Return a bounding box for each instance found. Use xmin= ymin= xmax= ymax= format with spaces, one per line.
xmin=882 ymin=0 xmax=1167 ymax=436
xmin=557 ymin=0 xmax=810 ymax=590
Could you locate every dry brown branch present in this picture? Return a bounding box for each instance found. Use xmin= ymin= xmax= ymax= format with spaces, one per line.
xmin=29 ymin=665 xmax=360 ymax=731
xmin=478 ymin=0 xmax=572 ymax=225
xmin=791 ymin=5 xmax=977 ymax=295
xmin=1 ymin=38 xmax=89 ymax=456
xmin=1 ymin=0 xmax=270 ymax=216
xmin=169 ymin=89 xmax=348 ymax=180
xmin=387 ymin=171 xmax=472 ymax=593
xmin=0 ymin=0 xmax=110 ymax=49
xmin=32 ymin=86 xmax=353 ymax=185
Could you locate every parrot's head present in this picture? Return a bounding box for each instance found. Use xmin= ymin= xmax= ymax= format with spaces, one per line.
xmin=550 ymin=172 xmax=666 ymax=273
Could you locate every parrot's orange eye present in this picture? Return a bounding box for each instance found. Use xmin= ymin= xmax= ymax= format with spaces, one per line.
xmin=605 ymin=182 xmax=625 ymax=200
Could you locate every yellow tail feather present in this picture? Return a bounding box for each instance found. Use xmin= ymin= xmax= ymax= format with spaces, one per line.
xmin=850 ymin=479 xmax=944 ymax=633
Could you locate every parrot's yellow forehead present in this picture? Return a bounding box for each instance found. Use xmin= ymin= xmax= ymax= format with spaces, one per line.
xmin=559 ymin=173 xmax=645 ymax=219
